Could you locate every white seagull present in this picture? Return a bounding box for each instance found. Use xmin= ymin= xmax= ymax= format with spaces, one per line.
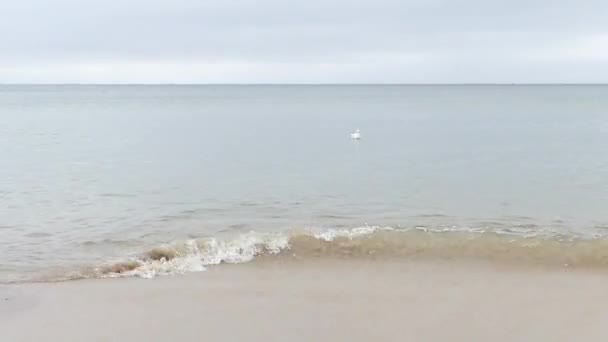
xmin=350 ymin=129 xmax=361 ymax=140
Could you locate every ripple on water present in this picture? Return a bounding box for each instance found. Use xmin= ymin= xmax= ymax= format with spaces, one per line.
xmin=23 ymin=232 xmax=53 ymax=238
xmin=98 ymin=193 xmax=137 ymax=198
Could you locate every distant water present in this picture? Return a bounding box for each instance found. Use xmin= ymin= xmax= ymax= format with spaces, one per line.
xmin=1 ymin=85 xmax=608 ymax=282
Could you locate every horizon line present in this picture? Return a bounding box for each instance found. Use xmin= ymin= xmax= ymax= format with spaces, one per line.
xmin=1 ymin=82 xmax=608 ymax=86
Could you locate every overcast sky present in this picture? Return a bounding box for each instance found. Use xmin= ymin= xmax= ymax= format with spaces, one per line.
xmin=1 ymin=0 xmax=607 ymax=83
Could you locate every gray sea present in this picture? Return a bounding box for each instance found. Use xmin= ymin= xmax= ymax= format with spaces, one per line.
xmin=2 ymin=85 xmax=608 ymax=282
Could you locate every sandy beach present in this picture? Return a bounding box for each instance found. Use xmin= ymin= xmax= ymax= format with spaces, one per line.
xmin=2 ymin=258 xmax=608 ymax=342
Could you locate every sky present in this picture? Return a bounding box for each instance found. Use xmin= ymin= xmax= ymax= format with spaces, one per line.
xmin=1 ymin=0 xmax=607 ymax=83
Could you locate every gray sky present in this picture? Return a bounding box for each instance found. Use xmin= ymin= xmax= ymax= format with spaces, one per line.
xmin=1 ymin=0 xmax=607 ymax=83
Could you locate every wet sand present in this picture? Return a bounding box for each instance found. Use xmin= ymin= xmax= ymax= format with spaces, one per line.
xmin=2 ymin=259 xmax=608 ymax=341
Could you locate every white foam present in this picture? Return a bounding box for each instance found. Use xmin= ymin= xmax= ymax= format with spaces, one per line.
xmin=104 ymin=240 xmax=207 ymax=279
xmin=313 ymin=226 xmax=394 ymax=241
xmin=103 ymin=232 xmax=291 ymax=279
xmin=197 ymin=232 xmax=290 ymax=265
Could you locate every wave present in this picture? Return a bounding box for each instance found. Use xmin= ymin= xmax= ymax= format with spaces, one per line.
xmin=44 ymin=226 xmax=608 ymax=281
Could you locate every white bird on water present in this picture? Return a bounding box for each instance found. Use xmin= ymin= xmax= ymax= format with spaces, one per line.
xmin=350 ymin=129 xmax=361 ymax=140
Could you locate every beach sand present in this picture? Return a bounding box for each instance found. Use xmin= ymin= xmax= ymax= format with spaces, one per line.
xmin=2 ymin=258 xmax=608 ymax=341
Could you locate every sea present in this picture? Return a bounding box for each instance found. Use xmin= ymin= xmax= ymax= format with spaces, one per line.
xmin=1 ymin=85 xmax=608 ymax=282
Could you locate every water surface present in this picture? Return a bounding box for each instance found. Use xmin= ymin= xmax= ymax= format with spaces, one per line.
xmin=1 ymin=85 xmax=607 ymax=281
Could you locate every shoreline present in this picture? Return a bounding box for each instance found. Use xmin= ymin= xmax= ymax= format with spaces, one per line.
xmin=2 ymin=258 xmax=608 ymax=341
xmin=8 ymin=227 xmax=608 ymax=284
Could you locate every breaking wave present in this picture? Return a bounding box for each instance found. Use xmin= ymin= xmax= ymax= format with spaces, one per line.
xmin=42 ymin=226 xmax=608 ymax=281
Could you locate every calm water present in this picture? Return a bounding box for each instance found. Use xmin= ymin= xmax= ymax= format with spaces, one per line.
xmin=1 ymin=85 xmax=608 ymax=281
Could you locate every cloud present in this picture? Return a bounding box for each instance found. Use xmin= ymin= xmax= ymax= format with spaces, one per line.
xmin=1 ymin=0 xmax=607 ymax=82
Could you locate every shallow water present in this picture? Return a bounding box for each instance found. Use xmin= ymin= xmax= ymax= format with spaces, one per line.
xmin=1 ymin=85 xmax=608 ymax=282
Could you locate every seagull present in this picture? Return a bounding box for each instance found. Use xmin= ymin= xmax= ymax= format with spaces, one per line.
xmin=350 ymin=129 xmax=361 ymax=140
